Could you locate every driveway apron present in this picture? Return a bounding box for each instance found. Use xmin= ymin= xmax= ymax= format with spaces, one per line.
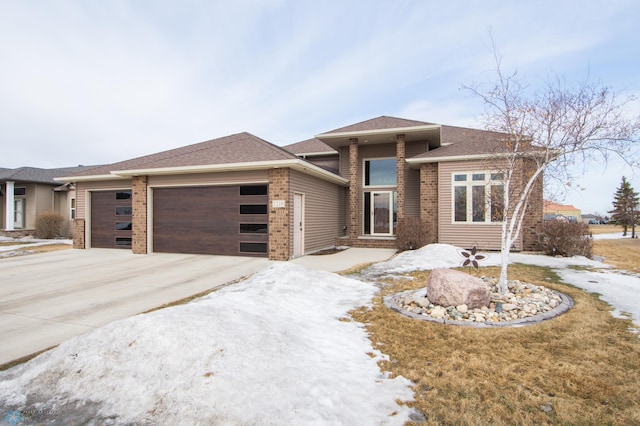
xmin=0 ymin=249 xmax=271 ymax=365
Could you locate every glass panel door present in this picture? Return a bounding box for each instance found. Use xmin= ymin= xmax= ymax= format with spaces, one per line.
xmin=371 ymin=191 xmax=392 ymax=235
xmin=14 ymin=199 xmax=25 ymax=229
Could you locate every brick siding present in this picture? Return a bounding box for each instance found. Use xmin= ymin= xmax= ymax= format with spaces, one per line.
xmin=131 ymin=176 xmax=148 ymax=254
xmin=73 ymin=218 xmax=85 ymax=249
xmin=396 ymin=134 xmax=406 ymax=220
xmin=520 ymin=159 xmax=544 ymax=251
xmin=348 ymin=138 xmax=359 ymax=240
xmin=420 ymin=163 xmax=439 ymax=244
xmin=268 ymin=168 xmax=291 ymax=260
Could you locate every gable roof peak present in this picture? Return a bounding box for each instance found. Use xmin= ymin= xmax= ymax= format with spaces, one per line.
xmin=323 ymin=115 xmax=437 ymax=134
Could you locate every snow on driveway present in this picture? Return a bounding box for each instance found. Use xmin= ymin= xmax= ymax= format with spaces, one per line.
xmin=0 ymin=263 xmax=414 ymax=425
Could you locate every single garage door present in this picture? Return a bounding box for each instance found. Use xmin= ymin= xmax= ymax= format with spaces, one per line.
xmin=152 ymin=185 xmax=269 ymax=256
xmin=91 ymin=190 xmax=133 ymax=249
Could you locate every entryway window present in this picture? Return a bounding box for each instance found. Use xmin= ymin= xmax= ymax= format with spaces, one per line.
xmin=364 ymin=191 xmax=397 ymax=236
xmin=364 ymin=159 xmax=396 ymax=187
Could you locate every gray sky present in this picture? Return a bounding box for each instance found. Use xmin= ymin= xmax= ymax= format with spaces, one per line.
xmin=1 ymin=0 xmax=639 ymax=215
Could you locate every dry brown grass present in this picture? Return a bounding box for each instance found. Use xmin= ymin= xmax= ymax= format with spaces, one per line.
xmin=351 ymin=262 xmax=640 ymax=425
xmin=0 ymin=241 xmax=31 ymax=247
xmin=593 ymin=239 xmax=640 ymax=274
xmin=589 ymin=224 xmax=625 ymax=235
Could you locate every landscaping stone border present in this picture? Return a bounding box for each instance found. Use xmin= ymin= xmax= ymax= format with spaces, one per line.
xmin=384 ymin=289 xmax=574 ymax=328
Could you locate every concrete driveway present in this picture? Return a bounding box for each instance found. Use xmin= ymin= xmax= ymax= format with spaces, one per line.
xmin=0 ymin=249 xmax=271 ymax=365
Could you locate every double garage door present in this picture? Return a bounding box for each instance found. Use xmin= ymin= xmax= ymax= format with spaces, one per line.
xmin=90 ymin=185 xmax=269 ymax=256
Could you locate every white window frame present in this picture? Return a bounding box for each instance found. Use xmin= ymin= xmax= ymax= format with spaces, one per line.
xmin=70 ymin=197 xmax=76 ymax=220
xmin=452 ymin=171 xmax=505 ymax=224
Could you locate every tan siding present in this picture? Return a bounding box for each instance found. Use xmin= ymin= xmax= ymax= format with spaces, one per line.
xmin=438 ymin=160 xmax=520 ymax=250
xmin=76 ymin=180 xmax=132 ymax=220
xmin=339 ymin=146 xmax=350 ymax=178
xmin=405 ymin=141 xmax=428 ymax=217
xmin=290 ymin=170 xmax=346 ymax=253
xmin=148 ymin=170 xmax=268 ymax=187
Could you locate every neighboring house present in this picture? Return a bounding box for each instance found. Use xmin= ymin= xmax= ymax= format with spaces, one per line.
xmin=58 ymin=116 xmax=544 ymax=260
xmin=544 ymin=201 xmax=581 ymax=223
xmin=1 ymin=166 xmax=96 ymax=237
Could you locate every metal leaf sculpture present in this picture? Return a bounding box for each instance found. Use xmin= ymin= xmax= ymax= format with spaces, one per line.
xmin=460 ymin=246 xmax=486 ymax=271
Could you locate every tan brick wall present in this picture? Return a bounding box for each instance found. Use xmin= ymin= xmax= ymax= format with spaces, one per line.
xmin=520 ymin=159 xmax=544 ymax=251
xmin=336 ymin=236 xmax=397 ymax=249
xmin=420 ymin=163 xmax=439 ymax=244
xmin=268 ymin=168 xmax=291 ymax=260
xmin=396 ymin=134 xmax=406 ymax=220
xmin=132 ymin=176 xmax=148 ymax=254
xmin=348 ymin=138 xmax=359 ymax=239
xmin=73 ymin=218 xmax=85 ymax=249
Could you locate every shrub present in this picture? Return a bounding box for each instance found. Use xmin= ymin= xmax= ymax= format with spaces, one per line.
xmin=35 ymin=211 xmax=65 ymax=239
xmin=539 ymin=220 xmax=593 ymax=258
xmin=396 ymin=217 xmax=429 ymax=251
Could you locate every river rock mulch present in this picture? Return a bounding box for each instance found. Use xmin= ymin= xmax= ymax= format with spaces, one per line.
xmin=384 ymin=276 xmax=574 ymax=327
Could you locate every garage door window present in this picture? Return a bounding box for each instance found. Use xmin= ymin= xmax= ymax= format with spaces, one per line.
xmin=240 ymin=185 xmax=268 ymax=196
xmin=116 ymin=206 xmax=132 ymax=216
xmin=239 ymin=223 xmax=268 ymax=234
xmin=116 ymin=222 xmax=132 ymax=231
xmin=116 ymin=191 xmax=132 ymax=200
xmin=239 ymin=204 xmax=268 ymax=214
xmin=239 ymin=242 xmax=267 ymax=253
xmin=116 ymin=237 xmax=132 ymax=247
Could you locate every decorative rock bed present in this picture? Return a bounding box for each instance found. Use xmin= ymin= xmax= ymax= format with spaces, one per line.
xmin=384 ymin=276 xmax=574 ymax=327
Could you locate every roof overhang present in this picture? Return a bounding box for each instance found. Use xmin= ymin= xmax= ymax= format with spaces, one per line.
xmin=406 ymin=154 xmax=494 ymax=165
xmin=55 ymin=159 xmax=349 ymax=187
xmin=315 ymin=125 xmax=442 ymax=149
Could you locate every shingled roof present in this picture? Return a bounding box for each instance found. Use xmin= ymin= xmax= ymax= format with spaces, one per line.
xmin=0 ymin=166 xmax=97 ymax=184
xmin=324 ymin=116 xmax=436 ymax=133
xmin=69 ymin=132 xmax=300 ymax=177
xmin=283 ymin=138 xmax=337 ymax=156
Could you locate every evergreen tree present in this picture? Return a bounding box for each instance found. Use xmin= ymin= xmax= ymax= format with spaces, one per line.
xmin=608 ymin=177 xmax=640 ymax=238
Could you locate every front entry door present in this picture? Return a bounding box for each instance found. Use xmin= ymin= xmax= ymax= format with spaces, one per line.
xmin=371 ymin=191 xmax=392 ymax=235
xmin=14 ymin=199 xmax=25 ymax=229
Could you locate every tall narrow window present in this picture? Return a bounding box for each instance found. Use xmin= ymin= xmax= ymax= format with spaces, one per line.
xmin=491 ymin=184 xmax=505 ymax=222
xmin=70 ymin=198 xmax=76 ymax=220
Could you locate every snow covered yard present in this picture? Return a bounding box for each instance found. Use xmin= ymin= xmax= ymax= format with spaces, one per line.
xmin=0 ymin=263 xmax=414 ymax=425
xmin=0 ymin=236 xmax=71 ymax=258
xmin=364 ymin=240 xmax=640 ymax=332
xmin=1 ymin=235 xmax=639 ymax=425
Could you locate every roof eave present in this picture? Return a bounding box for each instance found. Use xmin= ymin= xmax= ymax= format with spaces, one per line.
xmin=54 ymin=174 xmax=125 ymax=183
xmin=60 ymin=159 xmax=349 ymax=187
xmin=316 ymin=124 xmax=441 ymax=140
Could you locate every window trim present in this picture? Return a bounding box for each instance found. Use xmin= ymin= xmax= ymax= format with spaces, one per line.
xmin=452 ymin=171 xmax=505 ymax=224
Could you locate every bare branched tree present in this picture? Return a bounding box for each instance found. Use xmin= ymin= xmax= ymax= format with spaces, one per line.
xmin=465 ymin=48 xmax=640 ymax=293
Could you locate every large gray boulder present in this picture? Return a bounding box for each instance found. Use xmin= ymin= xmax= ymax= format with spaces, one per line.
xmin=426 ymin=268 xmax=490 ymax=309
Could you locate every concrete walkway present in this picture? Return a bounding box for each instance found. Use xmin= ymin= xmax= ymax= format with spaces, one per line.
xmin=0 ymin=247 xmax=398 ymax=365
xmin=292 ymin=247 xmax=398 ymax=273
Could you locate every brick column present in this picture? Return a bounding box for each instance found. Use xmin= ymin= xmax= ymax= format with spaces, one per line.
xmin=72 ymin=219 xmax=85 ymax=249
xmin=132 ymin=176 xmax=148 ymax=254
xmin=420 ymin=163 xmax=438 ymax=244
xmin=396 ymin=134 xmax=406 ymax=221
xmin=348 ymin=138 xmax=359 ymax=240
xmin=520 ymin=158 xmax=543 ymax=251
xmin=268 ymin=168 xmax=291 ymax=260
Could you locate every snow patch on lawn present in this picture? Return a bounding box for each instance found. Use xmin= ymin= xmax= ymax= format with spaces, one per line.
xmin=364 ymin=244 xmax=639 ymax=331
xmin=0 ymin=263 xmax=413 ymax=425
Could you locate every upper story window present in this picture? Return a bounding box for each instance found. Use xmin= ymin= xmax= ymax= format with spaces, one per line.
xmin=364 ymin=158 xmax=396 ymax=187
xmin=453 ymin=172 xmax=504 ymax=223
